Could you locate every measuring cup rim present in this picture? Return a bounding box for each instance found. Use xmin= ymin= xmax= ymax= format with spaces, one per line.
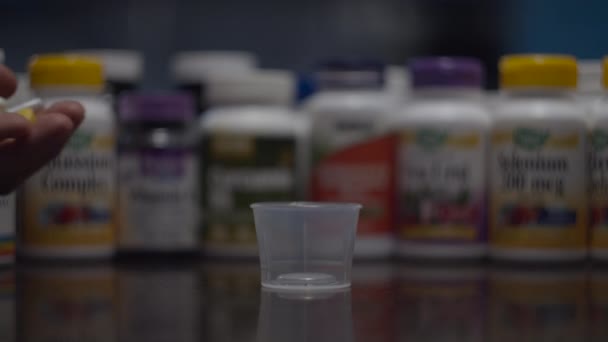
xmin=250 ymin=201 xmax=362 ymax=211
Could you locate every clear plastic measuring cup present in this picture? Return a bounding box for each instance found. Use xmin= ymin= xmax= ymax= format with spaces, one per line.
xmin=251 ymin=202 xmax=361 ymax=290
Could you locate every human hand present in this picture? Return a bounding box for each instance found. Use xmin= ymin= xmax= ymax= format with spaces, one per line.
xmin=0 ymin=64 xmax=84 ymax=194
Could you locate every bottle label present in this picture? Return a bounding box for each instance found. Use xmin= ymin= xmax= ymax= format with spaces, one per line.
xmin=490 ymin=124 xmax=587 ymax=250
xmin=397 ymin=127 xmax=486 ymax=242
xmin=590 ymin=126 xmax=608 ymax=249
xmin=201 ymin=134 xmax=297 ymax=249
xmin=311 ymin=117 xmax=395 ymax=237
xmin=0 ymin=194 xmax=15 ymax=257
xmin=118 ymin=148 xmax=198 ymax=249
xmin=23 ymin=130 xmax=116 ymax=249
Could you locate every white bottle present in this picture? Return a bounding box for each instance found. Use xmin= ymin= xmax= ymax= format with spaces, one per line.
xmin=306 ymin=60 xmax=394 ymax=259
xmin=490 ymin=55 xmax=587 ymax=262
xmin=22 ymin=54 xmax=116 ymax=259
xmin=590 ymin=57 xmax=608 ymax=260
xmin=171 ymin=51 xmax=257 ymax=113
xmin=200 ymin=70 xmax=308 ymax=257
xmin=391 ymin=57 xmax=489 ymax=259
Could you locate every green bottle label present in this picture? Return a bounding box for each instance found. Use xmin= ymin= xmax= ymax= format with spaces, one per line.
xmin=201 ymin=134 xmax=297 ymax=247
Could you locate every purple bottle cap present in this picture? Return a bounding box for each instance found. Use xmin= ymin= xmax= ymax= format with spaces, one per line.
xmin=119 ymin=92 xmax=195 ymax=122
xmin=315 ymin=58 xmax=386 ymax=89
xmin=410 ymin=57 xmax=484 ymax=88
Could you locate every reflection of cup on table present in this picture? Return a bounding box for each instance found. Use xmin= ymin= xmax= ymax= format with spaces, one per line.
xmin=257 ymin=288 xmax=354 ymax=342
xmin=251 ymin=202 xmax=361 ymax=291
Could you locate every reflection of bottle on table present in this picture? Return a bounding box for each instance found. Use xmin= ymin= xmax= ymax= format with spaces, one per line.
xmin=0 ymin=268 xmax=14 ymax=342
xmin=591 ymin=271 xmax=608 ymax=342
xmin=351 ymin=264 xmax=395 ymax=342
xmin=201 ymin=262 xmax=260 ymax=342
xmin=397 ymin=264 xmax=486 ymax=342
xmin=257 ymin=288 xmax=354 ymax=342
xmin=117 ymin=264 xmax=199 ymax=342
xmin=488 ymin=268 xmax=587 ymax=342
xmin=20 ymin=264 xmax=117 ymax=342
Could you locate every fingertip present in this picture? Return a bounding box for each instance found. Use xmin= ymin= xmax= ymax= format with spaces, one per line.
xmin=45 ymin=101 xmax=85 ymax=127
xmin=0 ymin=112 xmax=32 ymax=140
xmin=36 ymin=112 xmax=75 ymax=138
xmin=0 ymin=65 xmax=17 ymax=98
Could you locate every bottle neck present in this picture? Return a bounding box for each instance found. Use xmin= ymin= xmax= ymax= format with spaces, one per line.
xmin=316 ymin=88 xmax=385 ymax=97
xmin=411 ymin=87 xmax=482 ymax=101
xmin=500 ymin=87 xmax=575 ymax=100
xmin=122 ymin=121 xmax=190 ymax=130
xmin=315 ymin=71 xmax=384 ymax=90
xmin=33 ymin=86 xmax=104 ymax=97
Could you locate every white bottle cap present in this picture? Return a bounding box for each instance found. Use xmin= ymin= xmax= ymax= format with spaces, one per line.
xmin=67 ymin=49 xmax=144 ymax=83
xmin=206 ymin=69 xmax=294 ymax=107
xmin=171 ymin=51 xmax=257 ymax=83
xmin=386 ymin=65 xmax=410 ymax=99
xmin=578 ymin=60 xmax=602 ymax=93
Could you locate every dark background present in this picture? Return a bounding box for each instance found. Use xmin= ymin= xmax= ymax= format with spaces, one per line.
xmin=0 ymin=0 xmax=606 ymax=89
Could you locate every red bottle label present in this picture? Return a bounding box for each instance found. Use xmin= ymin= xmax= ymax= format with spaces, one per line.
xmin=311 ymin=134 xmax=396 ymax=236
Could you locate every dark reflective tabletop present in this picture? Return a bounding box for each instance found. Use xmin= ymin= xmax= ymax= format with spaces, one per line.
xmin=3 ymin=259 xmax=605 ymax=341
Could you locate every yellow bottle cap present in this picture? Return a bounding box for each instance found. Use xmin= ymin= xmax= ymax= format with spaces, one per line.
xmin=602 ymin=57 xmax=608 ymax=89
xmin=500 ymin=54 xmax=577 ymax=89
xmin=29 ymin=54 xmax=104 ymax=89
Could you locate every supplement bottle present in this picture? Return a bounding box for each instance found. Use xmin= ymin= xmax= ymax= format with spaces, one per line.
xmin=22 ymin=55 xmax=116 ymax=259
xmin=391 ymin=57 xmax=489 ymax=259
xmin=490 ymin=55 xmax=587 ymax=262
xmin=590 ymin=57 xmax=608 ymax=260
xmin=118 ymin=93 xmax=198 ymax=254
xmin=0 ymin=100 xmax=15 ymax=264
xmin=200 ymin=70 xmax=307 ymax=257
xmin=307 ymin=60 xmax=395 ymax=259
xmin=171 ymin=51 xmax=257 ymax=113
xmin=68 ymin=49 xmax=143 ymax=98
